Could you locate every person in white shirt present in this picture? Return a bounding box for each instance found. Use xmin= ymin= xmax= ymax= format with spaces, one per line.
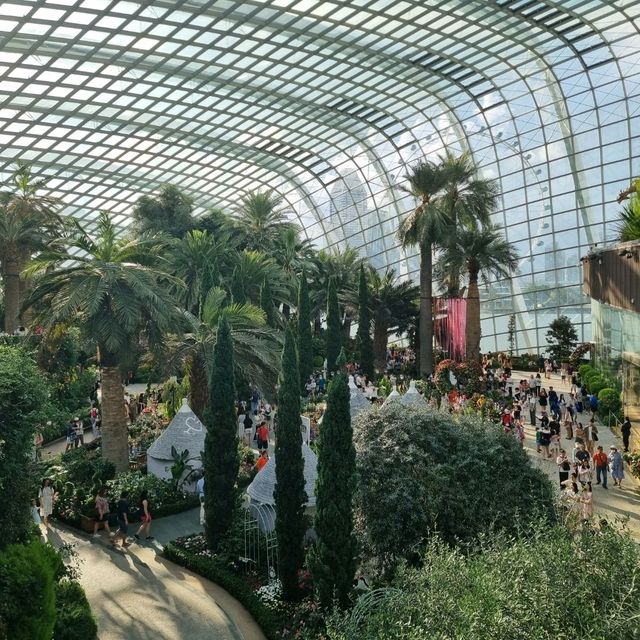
xmin=196 ymin=474 xmax=205 ymax=525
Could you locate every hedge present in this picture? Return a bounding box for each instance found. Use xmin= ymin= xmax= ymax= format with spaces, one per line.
xmin=53 ymin=580 xmax=97 ymax=640
xmin=163 ymin=542 xmax=282 ymax=640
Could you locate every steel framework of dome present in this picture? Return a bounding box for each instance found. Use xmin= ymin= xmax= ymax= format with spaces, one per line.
xmin=0 ymin=0 xmax=638 ymax=352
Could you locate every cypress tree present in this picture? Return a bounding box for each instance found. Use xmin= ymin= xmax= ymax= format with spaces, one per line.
xmin=260 ymin=279 xmax=276 ymax=326
xmin=297 ymin=269 xmax=313 ymax=391
xmin=203 ymin=314 xmax=240 ymax=549
xmin=325 ymin=279 xmax=341 ymax=376
xmin=309 ymin=355 xmax=356 ymax=609
xmin=230 ymin=267 xmax=246 ymax=304
xmin=274 ymin=327 xmax=306 ymax=601
xmin=355 ymin=264 xmax=374 ymax=379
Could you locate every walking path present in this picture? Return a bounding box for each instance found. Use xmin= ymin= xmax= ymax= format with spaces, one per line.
xmin=42 ymin=508 xmax=265 ymax=640
xmin=511 ymin=369 xmax=640 ymax=538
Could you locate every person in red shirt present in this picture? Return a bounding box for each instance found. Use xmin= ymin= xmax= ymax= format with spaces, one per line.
xmin=256 ymin=421 xmax=269 ymax=451
xmin=255 ymin=450 xmax=269 ymax=472
xmin=592 ymin=446 xmax=609 ymax=489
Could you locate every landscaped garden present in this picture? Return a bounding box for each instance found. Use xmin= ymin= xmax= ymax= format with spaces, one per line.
xmin=2 ymin=159 xmax=640 ymax=639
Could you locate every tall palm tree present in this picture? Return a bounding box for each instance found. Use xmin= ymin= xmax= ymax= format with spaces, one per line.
xmin=169 ymin=229 xmax=236 ymax=315
xmin=398 ymin=153 xmax=498 ymax=374
xmin=435 ymin=223 xmax=518 ymax=362
xmin=368 ymin=267 xmax=419 ymax=373
xmin=23 ymin=212 xmax=183 ymax=471
xmin=171 ymin=287 xmax=282 ymax=418
xmin=233 ymin=190 xmax=298 ymax=251
xmin=0 ymin=163 xmax=65 ymax=333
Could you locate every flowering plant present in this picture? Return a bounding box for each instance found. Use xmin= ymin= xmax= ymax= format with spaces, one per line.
xmin=623 ymin=450 xmax=640 ymax=479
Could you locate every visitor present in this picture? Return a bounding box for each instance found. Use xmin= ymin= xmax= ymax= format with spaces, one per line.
xmin=196 ymin=472 xmax=205 ymax=526
xmin=243 ymin=412 xmax=254 ymax=446
xmin=557 ymin=449 xmax=571 ymax=487
xmin=575 ymin=422 xmax=585 ymax=445
xmin=111 ymin=491 xmax=131 ymax=548
xmin=74 ymin=417 xmax=84 ymax=447
xmin=573 ymin=443 xmax=590 ymax=466
xmin=539 ymin=424 xmax=552 ymax=459
xmin=610 ymin=446 xmax=625 ymax=487
xmin=256 ymin=421 xmax=269 ymax=451
xmin=622 ymin=416 xmax=632 ymax=452
xmin=537 ymin=354 xmax=545 ymax=374
xmin=65 ymin=419 xmax=76 ymax=452
xmin=528 ymin=393 xmax=537 ymax=426
xmin=134 ymin=490 xmax=153 ymax=542
xmin=90 ymin=406 xmax=100 ymax=438
xmin=38 ymin=478 xmax=55 ymax=528
xmin=564 ymin=418 xmax=573 ymax=440
xmin=93 ymin=486 xmax=112 ymax=537
xmin=577 ymin=459 xmax=593 ymax=486
xmin=255 ymin=450 xmax=269 ymax=472
xmin=593 ymin=446 xmax=609 ymax=489
xmin=513 ymin=420 xmax=525 ymax=447
xmin=251 ymin=389 xmax=260 ymax=413
xmin=538 ymin=388 xmax=548 ymax=411
xmin=31 ymin=498 xmax=41 ymax=525
xmin=33 ymin=427 xmax=44 ymax=461
xmin=586 ymin=419 xmax=598 ymax=455
xmin=580 ymin=482 xmax=594 ymax=521
xmin=549 ymin=431 xmax=561 ymax=458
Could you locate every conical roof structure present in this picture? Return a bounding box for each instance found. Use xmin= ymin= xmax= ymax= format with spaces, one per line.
xmin=246 ymin=443 xmax=318 ymax=506
xmin=349 ymin=375 xmax=371 ymax=419
xmin=383 ymin=385 xmax=401 ymax=406
xmin=401 ymin=380 xmax=426 ymax=407
xmin=147 ymin=398 xmax=205 ymax=461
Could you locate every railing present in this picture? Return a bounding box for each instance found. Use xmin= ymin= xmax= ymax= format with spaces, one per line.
xmin=608 ymin=411 xmax=623 ymax=432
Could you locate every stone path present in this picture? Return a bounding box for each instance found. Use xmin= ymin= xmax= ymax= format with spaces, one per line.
xmin=511 ymin=370 xmax=640 ymax=538
xmin=42 ymin=508 xmax=265 ymax=640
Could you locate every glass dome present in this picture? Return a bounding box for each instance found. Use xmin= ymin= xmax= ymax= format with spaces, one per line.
xmin=0 ymin=0 xmax=638 ymax=352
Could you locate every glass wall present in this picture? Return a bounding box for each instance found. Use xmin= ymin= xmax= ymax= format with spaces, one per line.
xmin=0 ymin=1 xmax=638 ymax=353
xmin=592 ymin=299 xmax=640 ymax=376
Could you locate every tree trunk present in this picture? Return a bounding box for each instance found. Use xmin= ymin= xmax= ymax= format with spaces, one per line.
xmin=466 ymin=273 xmax=481 ymax=363
xmin=19 ymin=276 xmax=33 ymax=329
xmin=100 ymin=365 xmax=129 ymax=473
xmin=419 ymin=243 xmax=434 ymax=376
xmin=3 ymin=252 xmax=21 ymax=334
xmin=373 ymin=318 xmax=388 ymax=374
xmin=188 ymin=350 xmax=209 ymax=421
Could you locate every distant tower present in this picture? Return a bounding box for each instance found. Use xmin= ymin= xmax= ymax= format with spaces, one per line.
xmin=328 ymin=172 xmax=368 ymax=248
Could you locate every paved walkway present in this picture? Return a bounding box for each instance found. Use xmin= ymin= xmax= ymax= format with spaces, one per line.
xmin=511 ymin=370 xmax=640 ymax=538
xmin=42 ymin=509 xmax=265 ymax=640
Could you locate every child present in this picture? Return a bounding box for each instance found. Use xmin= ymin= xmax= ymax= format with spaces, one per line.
xmin=31 ymin=499 xmax=42 ymax=525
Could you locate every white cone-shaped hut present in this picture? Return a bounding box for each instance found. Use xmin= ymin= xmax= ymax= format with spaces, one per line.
xmin=401 ymin=380 xmax=426 ymax=407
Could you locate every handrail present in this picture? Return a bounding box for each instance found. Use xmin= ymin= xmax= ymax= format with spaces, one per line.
xmin=608 ymin=411 xmax=623 ymax=431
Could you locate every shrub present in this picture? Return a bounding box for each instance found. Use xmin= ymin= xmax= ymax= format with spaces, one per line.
xmin=598 ymin=388 xmax=621 ymax=417
xmin=352 ymin=404 xmax=554 ymax=574
xmin=587 ymin=374 xmax=608 ymax=396
xmin=0 ymin=345 xmax=50 ymax=546
xmin=0 ymin=540 xmax=57 ymax=640
xmin=53 ymin=580 xmax=97 ymax=640
xmin=578 ymin=364 xmax=594 ymax=379
xmin=327 ymin=524 xmax=640 ymax=640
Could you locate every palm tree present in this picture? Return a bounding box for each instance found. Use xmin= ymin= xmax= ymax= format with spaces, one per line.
xmin=23 ymin=212 xmax=183 ymax=471
xmin=169 ymin=229 xmax=236 ymax=315
xmin=398 ymin=153 xmax=498 ymax=374
xmin=131 ymin=183 xmax=195 ymax=238
xmin=172 ymin=288 xmax=282 ymax=418
xmin=617 ymin=203 xmax=640 ymax=242
xmin=435 ymin=223 xmax=518 ymax=362
xmin=233 ymin=190 xmax=298 ymax=251
xmin=0 ymin=163 xmax=65 ymax=333
xmin=368 ymin=268 xmax=419 ymax=373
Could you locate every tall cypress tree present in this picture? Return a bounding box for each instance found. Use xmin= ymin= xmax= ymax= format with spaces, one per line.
xmin=203 ymin=314 xmax=240 ymax=549
xmin=274 ymin=327 xmax=306 ymax=601
xmin=230 ymin=267 xmax=246 ymax=304
xmin=260 ymin=279 xmax=275 ymax=326
xmin=309 ymin=357 xmax=356 ymax=609
xmin=297 ymin=269 xmax=313 ymax=391
xmin=325 ymin=279 xmax=341 ymax=376
xmin=355 ymin=264 xmax=374 ymax=379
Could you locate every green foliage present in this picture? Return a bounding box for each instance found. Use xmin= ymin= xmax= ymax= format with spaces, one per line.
xmin=204 ymin=315 xmax=240 ymax=548
xmin=53 ymin=580 xmax=97 ymax=640
xmin=297 ymin=270 xmax=313 ymax=391
xmin=587 ymin=374 xmax=608 ymax=396
xmin=260 ymin=279 xmax=276 ymax=327
xmin=545 ymin=315 xmax=578 ymax=361
xmin=309 ymin=369 xmax=356 ymax=609
xmin=327 ymin=525 xmax=640 ymax=640
xmin=161 ymin=378 xmax=187 ymax=420
xmin=230 ymin=267 xmax=246 ymax=304
xmin=274 ymin=328 xmax=306 ymax=601
xmin=325 ymin=279 xmax=341 ymax=376
xmin=131 ymin=183 xmax=194 ymax=238
xmin=617 ymin=201 xmax=640 ymax=242
xmin=598 ymin=388 xmax=621 ymax=417
xmin=352 ymin=404 xmax=555 ymax=574
xmin=163 ymin=542 xmax=283 ymax=640
xmin=578 ymin=363 xmax=593 ymax=379
xmin=507 ymin=313 xmax=516 ymax=356
xmin=355 ymin=265 xmax=374 ymax=379
xmin=0 ymin=540 xmax=57 ymax=640
xmin=0 ymin=345 xmax=50 ymax=547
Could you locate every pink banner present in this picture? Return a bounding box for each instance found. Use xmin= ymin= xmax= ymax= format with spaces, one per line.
xmin=434 ymin=298 xmax=467 ymax=361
